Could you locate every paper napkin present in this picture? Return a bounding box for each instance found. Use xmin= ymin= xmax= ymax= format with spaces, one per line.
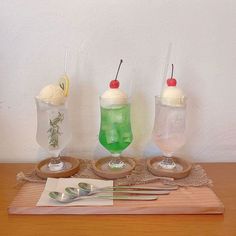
xmin=36 ymin=178 xmax=113 ymax=206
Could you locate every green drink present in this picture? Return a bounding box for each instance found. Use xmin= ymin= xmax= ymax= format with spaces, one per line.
xmin=99 ymin=104 xmax=133 ymax=154
xmin=98 ymin=59 xmax=133 ymax=169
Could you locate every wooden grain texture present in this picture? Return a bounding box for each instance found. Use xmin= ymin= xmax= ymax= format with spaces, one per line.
xmin=8 ymin=182 xmax=224 ymax=215
xmin=1 ymin=163 xmax=236 ymax=236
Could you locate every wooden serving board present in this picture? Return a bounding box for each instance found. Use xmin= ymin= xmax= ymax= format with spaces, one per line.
xmin=8 ymin=183 xmax=224 ymax=215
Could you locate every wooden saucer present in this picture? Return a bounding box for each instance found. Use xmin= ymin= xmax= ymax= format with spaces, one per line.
xmin=35 ymin=156 xmax=80 ymax=179
xmin=147 ymin=156 xmax=192 ymax=179
xmin=92 ymin=156 xmax=136 ymax=180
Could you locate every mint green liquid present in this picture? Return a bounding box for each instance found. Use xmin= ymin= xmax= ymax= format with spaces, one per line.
xmin=99 ymin=104 xmax=133 ymax=154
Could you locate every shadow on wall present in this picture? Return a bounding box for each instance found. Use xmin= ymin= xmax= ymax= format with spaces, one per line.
xmin=65 ymin=53 xmax=99 ymax=158
xmin=126 ymin=89 xmax=153 ymax=157
xmin=176 ymin=65 xmax=203 ymax=161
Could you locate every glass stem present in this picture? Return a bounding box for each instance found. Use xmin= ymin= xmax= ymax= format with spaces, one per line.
xmin=111 ymin=153 xmax=121 ymax=158
xmin=109 ymin=153 xmax=125 ymax=169
xmin=159 ymin=155 xmax=176 ymax=170
xmin=162 ymin=156 xmax=175 ymax=166
xmin=50 ymin=155 xmax=62 ymax=164
xmin=48 ymin=154 xmax=65 ymax=171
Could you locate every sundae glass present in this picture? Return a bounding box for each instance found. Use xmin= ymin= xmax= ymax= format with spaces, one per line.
xmin=153 ymin=96 xmax=186 ymax=170
xmin=35 ymin=76 xmax=71 ymax=171
xmin=99 ymin=60 xmax=133 ymax=169
xmin=153 ymin=64 xmax=186 ymax=170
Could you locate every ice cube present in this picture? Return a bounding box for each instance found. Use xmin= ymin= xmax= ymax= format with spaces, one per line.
xmin=112 ymin=109 xmax=124 ymax=123
xmin=122 ymin=132 xmax=133 ymax=143
xmin=105 ymin=129 xmax=119 ymax=144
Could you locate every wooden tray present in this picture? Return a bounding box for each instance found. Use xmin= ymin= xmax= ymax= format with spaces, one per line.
xmin=92 ymin=157 xmax=136 ymax=179
xmin=35 ymin=156 xmax=80 ymax=179
xmin=8 ymin=182 xmax=224 ymax=215
xmin=147 ymin=156 xmax=192 ymax=179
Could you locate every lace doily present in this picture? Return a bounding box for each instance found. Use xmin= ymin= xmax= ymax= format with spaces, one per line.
xmin=16 ymin=159 xmax=212 ymax=187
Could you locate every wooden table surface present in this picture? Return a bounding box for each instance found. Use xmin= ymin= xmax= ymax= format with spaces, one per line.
xmin=0 ymin=163 xmax=236 ymax=236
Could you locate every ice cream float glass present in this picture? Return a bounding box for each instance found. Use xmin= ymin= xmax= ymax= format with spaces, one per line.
xmin=35 ymin=97 xmax=71 ymax=171
xmin=99 ymin=96 xmax=133 ymax=169
xmin=152 ymin=96 xmax=187 ymax=170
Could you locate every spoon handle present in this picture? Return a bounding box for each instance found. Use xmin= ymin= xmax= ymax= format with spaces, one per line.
xmin=74 ymin=195 xmax=158 ymax=201
xmin=94 ymin=190 xmax=170 ymax=195
xmin=95 ymin=195 xmax=158 ymax=201
xmin=110 ymin=186 xmax=178 ymax=191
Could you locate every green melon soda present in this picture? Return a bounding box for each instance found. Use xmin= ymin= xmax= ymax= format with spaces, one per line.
xmin=98 ymin=59 xmax=133 ymax=169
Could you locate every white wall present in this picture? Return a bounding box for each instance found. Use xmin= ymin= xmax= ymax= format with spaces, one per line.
xmin=1 ymin=0 xmax=236 ymax=163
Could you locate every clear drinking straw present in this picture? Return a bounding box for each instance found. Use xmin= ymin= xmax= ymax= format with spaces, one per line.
xmin=128 ymin=77 xmax=134 ymax=98
xmin=160 ymin=42 xmax=172 ymax=93
xmin=64 ymin=48 xmax=68 ymax=75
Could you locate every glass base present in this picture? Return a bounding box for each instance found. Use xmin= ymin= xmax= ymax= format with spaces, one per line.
xmin=158 ymin=157 xmax=176 ymax=170
xmin=108 ymin=153 xmax=125 ymax=169
xmin=97 ymin=157 xmax=133 ymax=174
xmin=48 ymin=158 xmax=65 ymax=171
xmin=107 ymin=153 xmax=126 ymax=169
xmin=108 ymin=158 xmax=126 ymax=169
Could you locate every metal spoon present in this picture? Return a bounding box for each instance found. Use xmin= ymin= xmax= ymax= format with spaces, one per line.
xmin=66 ymin=186 xmax=168 ymax=196
xmin=70 ymin=184 xmax=170 ymax=196
xmin=49 ymin=191 xmax=158 ymax=203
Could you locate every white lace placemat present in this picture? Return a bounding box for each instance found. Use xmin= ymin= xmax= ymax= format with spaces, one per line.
xmin=16 ymin=159 xmax=212 ymax=187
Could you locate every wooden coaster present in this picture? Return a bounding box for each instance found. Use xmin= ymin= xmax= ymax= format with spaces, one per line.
xmin=92 ymin=156 xmax=136 ymax=180
xmin=35 ymin=156 xmax=80 ymax=179
xmin=147 ymin=156 xmax=192 ymax=179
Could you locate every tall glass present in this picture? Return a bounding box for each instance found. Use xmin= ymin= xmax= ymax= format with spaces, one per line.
xmin=153 ymin=96 xmax=186 ymax=169
xmin=99 ymin=97 xmax=133 ymax=169
xmin=35 ymin=98 xmax=71 ymax=171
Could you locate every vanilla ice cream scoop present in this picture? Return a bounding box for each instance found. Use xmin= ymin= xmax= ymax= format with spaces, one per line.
xmin=101 ymin=88 xmax=128 ymax=107
xmin=101 ymin=59 xmax=128 ymax=107
xmin=161 ymin=64 xmax=185 ymax=107
xmin=38 ymin=84 xmax=66 ymax=105
xmin=161 ymin=86 xmax=185 ymax=107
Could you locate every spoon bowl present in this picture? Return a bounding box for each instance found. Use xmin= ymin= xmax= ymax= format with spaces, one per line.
xmin=78 ymin=182 xmax=100 ymax=194
xmin=65 ymin=187 xmax=89 ymax=197
xmin=49 ymin=191 xmax=78 ymax=203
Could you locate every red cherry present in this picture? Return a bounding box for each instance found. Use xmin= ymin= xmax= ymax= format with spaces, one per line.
xmin=166 ymin=64 xmax=177 ymax=86
xmin=109 ymin=79 xmax=120 ymax=88
xmin=109 ymin=59 xmax=123 ymax=89
xmin=167 ymin=78 xmax=177 ymax=86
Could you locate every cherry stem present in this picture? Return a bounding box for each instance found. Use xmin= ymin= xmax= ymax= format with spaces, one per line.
xmin=115 ymin=59 xmax=123 ymax=81
xmin=171 ymin=64 xmax=174 ymax=78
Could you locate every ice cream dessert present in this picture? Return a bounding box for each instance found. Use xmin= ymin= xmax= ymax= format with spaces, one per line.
xmin=99 ymin=60 xmax=133 ymax=168
xmin=37 ymin=75 xmax=70 ymax=106
xmin=101 ymin=86 xmax=128 ymax=107
xmin=161 ymin=64 xmax=185 ymax=107
xmin=38 ymin=84 xmax=65 ymax=105
xmin=101 ymin=60 xmax=128 ymax=107
xmin=35 ymin=74 xmax=71 ymax=172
